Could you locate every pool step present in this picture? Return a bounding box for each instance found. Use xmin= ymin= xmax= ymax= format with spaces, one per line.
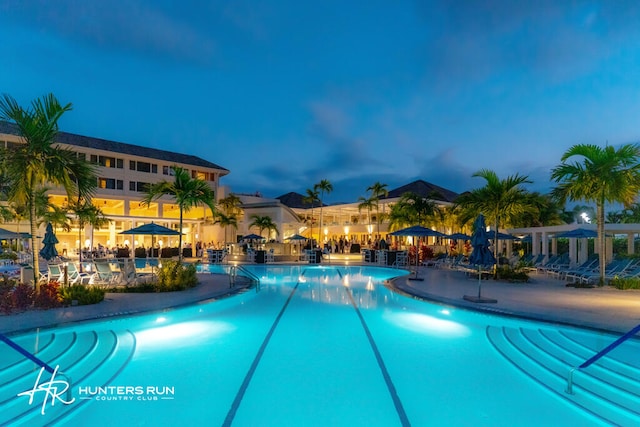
xmin=486 ymin=326 xmax=640 ymax=426
xmin=0 ymin=329 xmax=136 ymax=426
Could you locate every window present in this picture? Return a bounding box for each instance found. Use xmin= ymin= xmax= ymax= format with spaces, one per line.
xmin=129 ymin=161 xmax=157 ymax=173
xmin=91 ymin=155 xmax=98 ymax=164
xmin=129 ymin=181 xmax=150 ymax=192
xmin=116 ymin=158 xmax=123 ymax=168
xmin=98 ymin=178 xmax=123 ymax=190
xmin=78 ymin=153 xmax=86 ymax=161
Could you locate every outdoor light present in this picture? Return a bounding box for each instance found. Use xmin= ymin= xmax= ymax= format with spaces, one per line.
xmin=344 ymin=226 xmax=349 ymax=235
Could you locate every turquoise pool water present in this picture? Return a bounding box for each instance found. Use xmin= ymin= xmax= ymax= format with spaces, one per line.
xmin=1 ymin=265 xmax=636 ymax=426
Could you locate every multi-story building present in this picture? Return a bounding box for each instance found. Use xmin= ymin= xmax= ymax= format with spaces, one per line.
xmin=0 ymin=121 xmax=229 ymax=255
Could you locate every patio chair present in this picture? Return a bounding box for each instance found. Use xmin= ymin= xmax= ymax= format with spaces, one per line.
xmin=118 ymin=258 xmax=154 ymax=286
xmin=40 ymin=263 xmax=64 ymax=284
xmin=65 ymin=262 xmax=92 ymax=285
xmin=89 ymin=260 xmax=121 ymax=286
xmin=266 ymin=249 xmax=275 ymax=263
xmin=394 ymin=251 xmax=408 ymax=268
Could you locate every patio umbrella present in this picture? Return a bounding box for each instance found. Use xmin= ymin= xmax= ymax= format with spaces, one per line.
xmin=39 ymin=223 xmax=59 ymax=261
xmin=120 ymin=222 xmax=181 ymax=257
xmin=464 ymin=214 xmax=497 ymax=303
xmin=555 ymin=228 xmax=598 ymax=239
xmin=286 ymin=234 xmax=307 ymax=258
xmin=390 ymin=225 xmax=445 ymax=280
xmin=242 ymin=233 xmax=264 ymax=240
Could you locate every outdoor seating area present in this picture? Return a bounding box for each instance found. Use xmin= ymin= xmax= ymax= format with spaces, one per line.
xmin=362 ymin=249 xmax=409 ymax=268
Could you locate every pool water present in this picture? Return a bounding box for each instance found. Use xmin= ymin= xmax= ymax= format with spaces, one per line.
xmin=1 ymin=265 xmax=635 ymax=426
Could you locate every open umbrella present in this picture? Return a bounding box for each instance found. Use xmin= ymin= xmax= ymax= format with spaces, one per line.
xmin=286 ymin=234 xmax=308 ymax=259
xmin=39 ymin=223 xmax=59 ymax=261
xmin=464 ymin=214 xmax=497 ymax=303
xmin=555 ymin=228 xmax=598 ymax=239
xmin=120 ymin=222 xmax=181 ymax=258
xmin=390 ymin=225 xmax=445 ymax=280
xmin=242 ymin=233 xmax=265 ymax=241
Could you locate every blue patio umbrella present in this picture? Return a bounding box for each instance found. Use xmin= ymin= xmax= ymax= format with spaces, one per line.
xmin=465 ymin=214 xmax=497 ymax=303
xmin=555 ymin=228 xmax=598 ymax=239
xmin=120 ymin=222 xmax=182 ymax=258
xmin=39 ymin=223 xmax=59 ymax=261
xmin=242 ymin=233 xmax=265 ymax=241
xmin=390 ymin=225 xmax=445 ymax=280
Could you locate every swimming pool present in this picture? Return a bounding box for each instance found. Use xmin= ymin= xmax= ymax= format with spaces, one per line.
xmin=1 ymin=265 xmax=638 ymax=426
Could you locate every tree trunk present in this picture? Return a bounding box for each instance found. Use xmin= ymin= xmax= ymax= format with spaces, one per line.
xmin=30 ymin=199 xmax=40 ymax=293
xmin=178 ymin=209 xmax=184 ymax=262
xmin=597 ymin=200 xmax=606 ymax=286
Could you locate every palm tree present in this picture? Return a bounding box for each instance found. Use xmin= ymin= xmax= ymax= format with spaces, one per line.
xmin=213 ymin=212 xmax=238 ymax=246
xmin=67 ymin=198 xmax=110 ymax=268
xmin=390 ymin=191 xmax=441 ymax=229
xmin=455 ymin=169 xmax=534 ymax=261
xmin=142 ymin=166 xmax=216 ymax=261
xmin=302 ymin=188 xmax=319 ymax=244
xmin=248 ymin=214 xmax=279 ymax=240
xmin=0 ymin=93 xmax=97 ymax=290
xmin=367 ymin=182 xmax=388 ymax=236
xmin=357 ymin=195 xmax=376 ymax=237
xmin=551 ymin=143 xmax=640 ymax=285
xmin=314 ymin=179 xmax=333 ymax=246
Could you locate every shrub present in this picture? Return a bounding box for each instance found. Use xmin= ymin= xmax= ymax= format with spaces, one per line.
xmin=610 ymin=276 xmax=640 ymax=290
xmin=12 ymin=283 xmax=35 ymax=311
xmin=59 ymin=285 xmax=106 ymax=305
xmin=34 ymin=281 xmax=62 ymax=309
xmin=156 ymin=260 xmax=197 ymax=292
xmin=496 ymin=265 xmax=529 ymax=283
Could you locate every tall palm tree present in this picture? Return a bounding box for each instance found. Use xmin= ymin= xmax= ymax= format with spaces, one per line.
xmin=455 ymin=169 xmax=534 ymax=261
xmin=248 ymin=214 xmax=279 ymax=240
xmin=218 ymin=193 xmax=243 ymax=217
xmin=213 ymin=212 xmax=238 ymax=246
xmin=551 ymin=143 xmax=640 ymax=285
xmin=303 ymin=188 xmax=319 ymax=244
xmin=314 ymin=179 xmax=333 ymax=246
xmin=0 ymin=93 xmax=97 ymax=290
xmin=357 ymin=195 xmax=376 ymax=237
xmin=142 ymin=166 xmax=216 ymax=261
xmin=367 ymin=182 xmax=388 ymax=236
xmin=67 ymin=198 xmax=110 ymax=269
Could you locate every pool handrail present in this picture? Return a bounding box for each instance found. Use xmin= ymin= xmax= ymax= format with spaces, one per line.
xmin=0 ymin=332 xmax=73 ymax=399
xmin=566 ymin=322 xmax=640 ymax=394
xmin=229 ymin=265 xmax=261 ymax=292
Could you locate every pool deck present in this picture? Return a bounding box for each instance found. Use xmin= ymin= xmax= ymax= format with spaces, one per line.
xmin=1 ymin=263 xmax=639 ymax=336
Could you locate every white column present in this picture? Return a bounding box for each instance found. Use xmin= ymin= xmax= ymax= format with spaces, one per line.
xmin=569 ymin=237 xmax=577 ymax=267
xmin=541 ymin=232 xmax=549 ymax=263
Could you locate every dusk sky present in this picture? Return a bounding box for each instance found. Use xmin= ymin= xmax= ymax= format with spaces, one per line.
xmin=2 ymin=1 xmax=640 ymax=203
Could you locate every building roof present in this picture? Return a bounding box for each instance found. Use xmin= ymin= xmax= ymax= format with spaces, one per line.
xmin=0 ymin=121 xmax=229 ymax=173
xmin=276 ymin=192 xmax=327 ymax=209
xmin=385 ymin=179 xmax=459 ymax=203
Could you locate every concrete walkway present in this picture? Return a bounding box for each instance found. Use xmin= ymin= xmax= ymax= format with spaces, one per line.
xmin=1 ymin=266 xmax=639 ymax=336
xmin=0 ymin=273 xmax=246 ymax=335
xmin=393 ymin=267 xmax=640 ymax=334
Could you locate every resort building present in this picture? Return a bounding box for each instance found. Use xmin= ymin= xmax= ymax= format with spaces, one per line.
xmin=1 ymin=121 xmax=462 ymax=259
xmin=0 ymin=121 xmax=229 ymax=255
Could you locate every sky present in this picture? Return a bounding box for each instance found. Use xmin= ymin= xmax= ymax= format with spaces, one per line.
xmin=2 ymin=1 xmax=640 ymax=204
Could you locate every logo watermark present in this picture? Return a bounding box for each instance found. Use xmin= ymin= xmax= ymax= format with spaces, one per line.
xmin=17 ymin=365 xmax=175 ymax=416
xmin=17 ymin=365 xmax=75 ymax=415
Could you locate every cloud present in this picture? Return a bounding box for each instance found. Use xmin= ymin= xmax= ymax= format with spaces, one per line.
xmin=1 ymin=0 xmax=216 ymax=64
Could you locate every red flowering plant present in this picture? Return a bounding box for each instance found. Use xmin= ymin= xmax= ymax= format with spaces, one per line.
xmin=34 ymin=281 xmax=62 ymax=309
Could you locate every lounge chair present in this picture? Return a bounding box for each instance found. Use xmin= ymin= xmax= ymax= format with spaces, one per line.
xmin=89 ymin=260 xmax=121 ymax=286
xmin=118 ymin=258 xmax=154 ymax=286
xmin=40 ymin=263 xmax=64 ymax=284
xmin=65 ymin=262 xmax=92 ymax=285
